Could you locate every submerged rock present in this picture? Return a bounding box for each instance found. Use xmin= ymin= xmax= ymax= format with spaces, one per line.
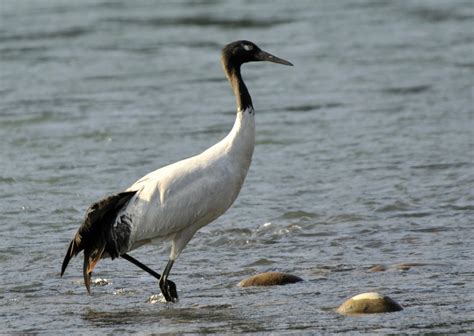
xmin=337 ymin=292 xmax=403 ymax=315
xmin=146 ymin=293 xmax=167 ymax=304
xmin=394 ymin=262 xmax=442 ymax=271
xmin=238 ymin=272 xmax=303 ymax=287
xmin=368 ymin=264 xmax=387 ymax=272
xmin=368 ymin=262 xmax=446 ymax=272
xmin=91 ymin=278 xmax=110 ymax=287
xmin=73 ymin=277 xmax=110 ymax=287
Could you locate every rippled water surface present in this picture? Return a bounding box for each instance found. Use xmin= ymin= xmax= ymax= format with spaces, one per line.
xmin=1 ymin=0 xmax=473 ymax=334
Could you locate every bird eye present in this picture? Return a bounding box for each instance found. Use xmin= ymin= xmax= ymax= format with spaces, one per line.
xmin=243 ymin=44 xmax=253 ymax=51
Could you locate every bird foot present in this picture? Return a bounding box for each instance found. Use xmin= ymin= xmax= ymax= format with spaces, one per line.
xmin=159 ymin=279 xmax=178 ymax=303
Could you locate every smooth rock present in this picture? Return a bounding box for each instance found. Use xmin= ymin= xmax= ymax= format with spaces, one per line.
xmin=238 ymin=272 xmax=303 ymax=287
xmin=337 ymin=292 xmax=403 ymax=315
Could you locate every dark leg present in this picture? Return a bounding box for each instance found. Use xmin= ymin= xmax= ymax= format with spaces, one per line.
xmin=121 ymin=253 xmax=162 ymax=280
xmin=121 ymin=253 xmax=177 ymax=298
xmin=159 ymin=259 xmax=178 ymax=302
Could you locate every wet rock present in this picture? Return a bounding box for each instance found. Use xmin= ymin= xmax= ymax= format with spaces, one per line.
xmin=394 ymin=262 xmax=442 ymax=270
xmin=396 ymin=263 xmax=412 ymax=271
xmin=368 ymin=264 xmax=387 ymax=272
xmin=238 ymin=272 xmax=303 ymax=287
xmin=368 ymin=262 xmax=446 ymax=273
xmin=146 ymin=293 xmax=167 ymax=304
xmin=337 ymin=292 xmax=403 ymax=315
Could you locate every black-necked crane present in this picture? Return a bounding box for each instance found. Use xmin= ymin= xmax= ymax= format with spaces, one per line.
xmin=61 ymin=40 xmax=292 ymax=302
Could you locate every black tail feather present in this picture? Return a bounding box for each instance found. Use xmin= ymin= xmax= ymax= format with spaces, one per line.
xmin=60 ymin=191 xmax=137 ymax=293
xmin=61 ymin=239 xmax=79 ymax=277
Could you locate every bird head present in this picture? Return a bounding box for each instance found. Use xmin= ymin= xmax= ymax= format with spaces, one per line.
xmin=221 ymin=40 xmax=293 ymax=68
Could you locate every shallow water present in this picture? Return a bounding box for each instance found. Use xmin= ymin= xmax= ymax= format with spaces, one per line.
xmin=1 ymin=0 xmax=473 ymax=334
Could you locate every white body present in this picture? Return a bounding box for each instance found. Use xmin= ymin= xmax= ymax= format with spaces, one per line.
xmin=119 ymin=107 xmax=255 ymax=260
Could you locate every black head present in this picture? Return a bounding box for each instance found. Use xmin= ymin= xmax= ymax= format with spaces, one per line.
xmin=221 ymin=40 xmax=293 ymax=68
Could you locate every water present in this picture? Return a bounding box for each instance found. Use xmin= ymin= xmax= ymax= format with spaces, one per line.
xmin=1 ymin=0 xmax=473 ymax=333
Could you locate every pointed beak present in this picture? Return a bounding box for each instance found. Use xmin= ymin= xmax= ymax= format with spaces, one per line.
xmin=257 ymin=49 xmax=293 ymax=66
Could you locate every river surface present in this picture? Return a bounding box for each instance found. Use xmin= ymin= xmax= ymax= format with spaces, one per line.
xmin=1 ymin=0 xmax=473 ymax=334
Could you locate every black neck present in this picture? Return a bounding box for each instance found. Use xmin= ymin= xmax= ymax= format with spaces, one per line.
xmin=222 ymin=60 xmax=253 ymax=112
